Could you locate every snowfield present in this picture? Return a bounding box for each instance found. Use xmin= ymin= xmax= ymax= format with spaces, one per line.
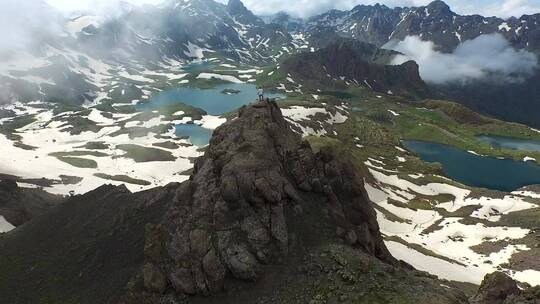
xmin=282 ymin=105 xmax=349 ymax=137
xmin=196 ymin=73 xmax=244 ymax=83
xmin=0 ymin=216 xmax=15 ymax=233
xmin=365 ymin=157 xmax=539 ymax=286
xmin=0 ymin=103 xmax=229 ymax=195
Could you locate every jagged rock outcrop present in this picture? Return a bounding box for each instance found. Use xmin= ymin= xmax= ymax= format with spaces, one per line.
xmin=472 ymin=272 xmax=540 ymax=304
xmin=471 ymin=272 xmax=520 ymax=304
xmin=143 ymin=101 xmax=395 ymax=295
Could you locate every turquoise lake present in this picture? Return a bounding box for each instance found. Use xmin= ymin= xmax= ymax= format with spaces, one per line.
xmin=403 ymin=140 xmax=540 ymax=192
xmin=477 ymin=135 xmax=540 ymax=152
xmin=181 ymin=61 xmax=215 ymax=73
xmin=140 ymin=83 xmax=283 ymax=116
xmin=175 ymin=124 xmax=213 ymax=147
xmin=139 ymin=83 xmax=283 ymax=146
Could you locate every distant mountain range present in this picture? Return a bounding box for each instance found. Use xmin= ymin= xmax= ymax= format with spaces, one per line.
xmin=0 ymin=0 xmax=297 ymax=105
xmin=268 ymin=0 xmax=540 ymax=54
xmin=265 ymin=0 xmax=540 ymax=127
xmin=2 ymin=0 xmax=540 ymax=126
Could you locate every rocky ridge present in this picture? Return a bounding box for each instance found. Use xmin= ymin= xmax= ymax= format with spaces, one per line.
xmin=141 ymin=101 xmax=395 ymax=295
xmin=281 ymin=40 xmax=429 ymax=99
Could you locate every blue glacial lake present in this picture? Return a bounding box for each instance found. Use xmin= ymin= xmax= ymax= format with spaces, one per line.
xmin=175 ymin=124 xmax=213 ymax=147
xmin=477 ymin=135 xmax=540 ymax=152
xmin=139 ymin=83 xmax=283 ymax=146
xmin=140 ymin=83 xmax=284 ymax=116
xmin=403 ymin=140 xmax=540 ymax=192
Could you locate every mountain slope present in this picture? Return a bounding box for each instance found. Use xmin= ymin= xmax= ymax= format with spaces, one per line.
xmin=300 ymin=0 xmax=540 ymax=127
xmin=304 ymin=0 xmax=540 ymax=54
xmin=4 ymin=0 xmax=540 ymax=127
xmin=0 ymin=0 xmax=295 ymax=106
xmin=0 ymin=179 xmax=64 ymax=227
xmin=0 ymin=184 xmax=173 ymax=303
xmin=279 ymin=40 xmax=429 ymax=99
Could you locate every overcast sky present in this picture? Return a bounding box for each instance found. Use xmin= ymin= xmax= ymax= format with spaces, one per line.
xmin=45 ymin=0 xmax=540 ymax=18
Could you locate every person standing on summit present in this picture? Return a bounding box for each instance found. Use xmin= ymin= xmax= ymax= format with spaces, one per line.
xmin=257 ymin=87 xmax=264 ymax=102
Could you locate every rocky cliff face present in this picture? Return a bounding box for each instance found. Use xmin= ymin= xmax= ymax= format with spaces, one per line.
xmin=281 ymin=40 xmax=430 ymax=99
xmin=142 ymin=101 xmax=395 ymax=295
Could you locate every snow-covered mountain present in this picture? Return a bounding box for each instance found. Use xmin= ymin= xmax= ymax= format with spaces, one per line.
xmin=2 ymin=0 xmax=540 ymax=126
xmin=276 ymin=0 xmax=540 ymax=54
xmin=268 ymin=0 xmax=540 ymax=127
xmin=0 ymin=0 xmax=298 ymax=106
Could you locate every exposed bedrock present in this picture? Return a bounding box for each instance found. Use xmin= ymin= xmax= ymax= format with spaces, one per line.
xmin=143 ymin=101 xmax=395 ymax=295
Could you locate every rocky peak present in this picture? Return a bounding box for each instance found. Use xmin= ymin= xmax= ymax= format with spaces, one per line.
xmin=227 ymin=0 xmax=249 ymax=15
xmin=424 ymin=0 xmax=453 ymax=17
xmin=227 ymin=0 xmax=261 ymax=24
xmin=352 ymin=3 xmax=392 ymax=14
xmin=142 ymin=101 xmax=395 ymax=296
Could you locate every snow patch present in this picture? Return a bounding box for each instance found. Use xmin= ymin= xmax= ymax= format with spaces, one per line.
xmin=0 ymin=216 xmax=15 ymax=233
xmin=196 ymin=73 xmax=244 ymax=84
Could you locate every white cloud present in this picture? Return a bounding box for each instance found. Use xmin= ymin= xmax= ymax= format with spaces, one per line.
xmin=385 ymin=34 xmax=538 ymax=84
xmin=484 ymin=0 xmax=540 ymax=18
xmin=0 ymin=0 xmax=63 ymax=53
xmin=45 ymin=0 xmax=163 ymax=13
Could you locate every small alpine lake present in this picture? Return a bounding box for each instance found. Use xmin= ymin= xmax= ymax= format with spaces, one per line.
xmin=403 ymin=140 xmax=540 ymax=192
xmin=175 ymin=124 xmax=213 ymax=147
xmin=139 ymin=83 xmax=284 ymax=115
xmin=139 ymin=83 xmax=284 ymax=146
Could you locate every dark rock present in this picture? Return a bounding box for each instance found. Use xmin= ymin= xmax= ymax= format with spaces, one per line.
xmin=281 ymin=39 xmax=430 ymax=99
xmin=0 ymin=179 xmax=18 ymax=192
xmin=471 ymin=272 xmax=540 ymax=304
xmin=0 ymin=178 xmax=64 ymax=227
xmin=145 ymin=102 xmax=395 ymax=296
xmin=169 ymin=269 xmax=196 ymax=295
xmin=0 ymin=184 xmax=172 ymax=303
xmin=143 ymin=263 xmax=167 ymax=294
xmin=471 ymin=272 xmax=520 ymax=304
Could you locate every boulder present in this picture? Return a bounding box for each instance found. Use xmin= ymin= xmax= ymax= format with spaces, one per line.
xmin=471 ymin=272 xmax=520 ymax=304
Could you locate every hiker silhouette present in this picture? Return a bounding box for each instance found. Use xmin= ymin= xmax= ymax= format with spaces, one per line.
xmin=257 ymin=88 xmax=264 ymax=102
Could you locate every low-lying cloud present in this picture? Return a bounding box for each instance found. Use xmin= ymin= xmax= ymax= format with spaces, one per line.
xmin=385 ymin=34 xmax=538 ymax=84
xmin=0 ymin=0 xmax=155 ymax=56
xmin=45 ymin=0 xmax=161 ymax=16
xmin=0 ymin=0 xmax=64 ymax=54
